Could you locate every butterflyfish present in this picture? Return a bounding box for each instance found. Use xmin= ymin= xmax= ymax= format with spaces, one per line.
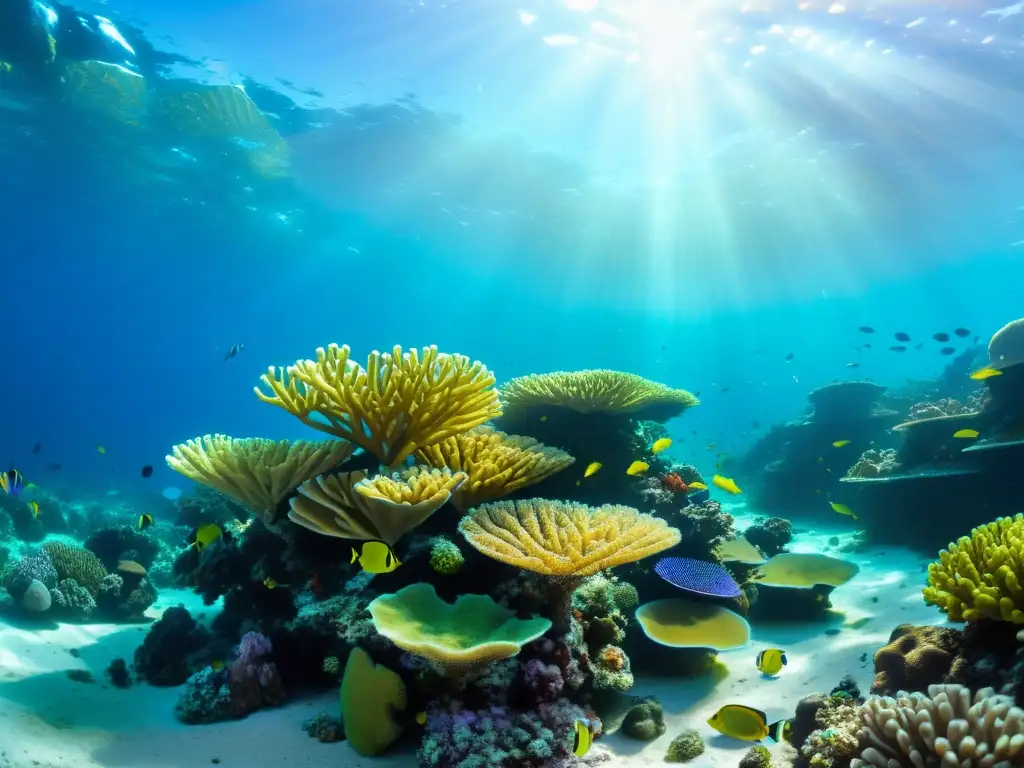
xmin=415 ymin=711 xmax=427 ymax=726
xmin=713 ymin=474 xmax=742 ymax=494
xmin=829 ymin=502 xmax=857 ymax=520
xmin=351 ymin=540 xmax=401 ymax=574
xmin=626 ymin=461 xmax=649 ymax=476
xmin=707 ymin=704 xmax=790 ymax=743
xmin=192 ymin=523 xmax=223 ymax=551
xmin=138 ymin=513 xmax=154 ymax=531
xmin=832 ymin=440 xmax=850 ymax=448
xmin=756 ymin=649 xmax=788 ymax=676
xmin=28 ymin=500 xmax=40 ymax=518
xmin=651 ymin=438 xmax=672 ymax=454
xmin=572 ymin=718 xmax=594 ymax=757
xmin=0 ymin=469 xmax=24 ymax=496
xmin=953 ymin=429 xmax=979 ymax=439
xmin=969 ymin=367 xmax=1002 ymax=381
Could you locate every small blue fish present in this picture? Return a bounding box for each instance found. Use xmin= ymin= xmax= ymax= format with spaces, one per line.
xmin=0 ymin=469 xmax=25 ymax=497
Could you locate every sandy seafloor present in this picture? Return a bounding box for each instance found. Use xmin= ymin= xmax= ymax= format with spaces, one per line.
xmin=0 ymin=503 xmax=956 ymax=768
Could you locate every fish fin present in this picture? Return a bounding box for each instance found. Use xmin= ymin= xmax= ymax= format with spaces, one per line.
xmin=766 ymin=719 xmax=790 ymax=743
xmin=351 ymin=547 xmax=358 ymax=565
xmin=780 ymin=653 xmax=788 ymax=666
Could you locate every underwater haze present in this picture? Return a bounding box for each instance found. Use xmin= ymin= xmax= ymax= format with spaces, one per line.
xmin=2 ymin=0 xmax=1024 ymax=767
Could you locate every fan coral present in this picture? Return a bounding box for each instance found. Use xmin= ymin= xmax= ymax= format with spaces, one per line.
xmin=166 ymin=435 xmax=355 ymax=523
xmin=499 ymin=369 xmax=699 ymax=420
xmin=429 ymin=536 xmax=464 ymax=575
xmin=415 ymin=425 xmax=574 ymax=511
xmin=851 ymin=684 xmax=1024 ymax=767
xmin=844 ymin=448 xmax=900 ymax=479
xmin=923 ymin=514 xmax=1024 ymax=623
xmin=255 ymin=343 xmax=501 ymax=467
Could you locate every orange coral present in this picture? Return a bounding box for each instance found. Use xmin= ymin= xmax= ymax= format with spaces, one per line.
xmin=660 ymin=472 xmax=688 ymax=494
xmin=599 ymin=645 xmax=626 ymax=671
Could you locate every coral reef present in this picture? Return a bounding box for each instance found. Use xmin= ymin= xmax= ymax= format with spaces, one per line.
xmin=870 ymin=624 xmax=963 ymax=695
xmin=739 ymin=744 xmax=775 ymax=768
xmin=134 ymin=606 xmax=216 ymax=686
xmin=302 ymin=712 xmax=344 ymax=742
xmin=428 ymin=536 xmax=464 ymax=575
xmin=843 ymin=448 xmax=900 ymax=480
xmin=743 ymin=517 xmax=793 ymax=557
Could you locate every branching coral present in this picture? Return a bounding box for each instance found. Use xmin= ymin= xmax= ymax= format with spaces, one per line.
xmin=851 ymin=685 xmax=1024 ymax=767
xmin=166 ymin=435 xmax=354 ymax=523
xmin=415 ymin=426 xmax=574 ymax=512
xmin=923 ymin=514 xmax=1024 ymax=623
xmin=255 ymin=344 xmax=501 ymax=467
xmin=499 ymin=369 xmax=699 ymax=420
xmin=288 ymin=466 xmax=466 ymax=546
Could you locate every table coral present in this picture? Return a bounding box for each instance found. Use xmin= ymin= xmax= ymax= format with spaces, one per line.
xmin=923 ymin=513 xmax=1024 ymax=623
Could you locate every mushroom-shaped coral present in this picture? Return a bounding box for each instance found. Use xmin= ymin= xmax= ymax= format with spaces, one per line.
xmin=414 ymin=425 xmax=575 ymax=512
xmin=288 ymin=467 xmax=466 ymax=546
xmin=850 ymin=684 xmax=1024 ymax=768
xmin=635 ymin=598 xmax=751 ymax=650
xmin=923 ymin=513 xmax=1024 ymax=623
xmin=166 ymin=435 xmax=355 ymax=523
xmin=498 ymin=369 xmax=699 ymax=421
xmin=255 ymin=344 xmax=501 ymax=467
xmin=989 ymin=318 xmax=1024 ymax=371
xmin=755 ymin=553 xmax=860 ymax=589
xmin=367 ymin=583 xmax=551 ymax=675
xmin=806 ymin=381 xmax=887 ymax=423
xmin=339 ymin=647 xmax=407 ymax=756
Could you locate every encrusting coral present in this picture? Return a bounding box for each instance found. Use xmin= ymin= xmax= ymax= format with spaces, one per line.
xmin=923 ymin=514 xmax=1024 ymax=623
xmin=851 ymin=684 xmax=1024 ymax=768
xmin=288 ymin=467 xmax=467 ymax=546
xmin=367 ymin=583 xmax=551 ymax=675
xmin=499 ymin=369 xmax=699 ymax=420
xmin=166 ymin=435 xmax=355 ymax=523
xmin=415 ymin=425 xmax=574 ymax=512
xmin=458 ymin=497 xmax=680 ymax=633
xmin=255 ymin=344 xmax=501 ymax=467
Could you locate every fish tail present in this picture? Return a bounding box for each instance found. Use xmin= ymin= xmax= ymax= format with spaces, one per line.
xmin=766 ymin=719 xmax=789 ymax=743
xmin=350 ymin=547 xmax=358 ymax=564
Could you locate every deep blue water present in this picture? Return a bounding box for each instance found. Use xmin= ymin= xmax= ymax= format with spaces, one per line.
xmin=2 ymin=0 xmax=1023 ymax=506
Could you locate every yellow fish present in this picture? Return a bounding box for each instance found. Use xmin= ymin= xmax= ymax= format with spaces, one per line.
xmin=415 ymin=711 xmax=427 ymax=726
xmin=688 ymin=481 xmax=708 ymax=491
xmin=351 ymin=540 xmax=401 ymax=574
xmin=626 ymin=461 xmax=649 ymax=476
xmin=969 ymin=367 xmax=1003 ymax=381
xmin=28 ymin=500 xmax=40 ymax=519
xmin=953 ymin=429 xmax=979 ymax=439
xmin=138 ymin=513 xmax=154 ymax=531
xmin=713 ymin=474 xmax=742 ymax=494
xmin=192 ymin=523 xmax=223 ymax=551
xmin=707 ymin=704 xmax=790 ymax=743
xmin=97 ymin=445 xmax=106 ymax=454
xmin=584 ymin=462 xmax=602 ymax=478
xmin=832 ymin=440 xmax=851 ymax=448
xmin=829 ymin=501 xmax=857 ymax=520
xmin=756 ymin=649 xmax=788 ymax=676
xmin=651 ymin=438 xmax=672 ymax=454
xmin=263 ymin=577 xmax=277 ymax=589
xmin=210 ymin=659 xmax=224 ymax=672
xmin=572 ymin=718 xmax=594 ymax=757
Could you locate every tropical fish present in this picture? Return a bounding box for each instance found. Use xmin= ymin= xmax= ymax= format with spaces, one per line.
xmin=583 ymin=462 xmax=602 ymax=478
xmin=192 ymin=523 xmax=223 ymax=551
xmin=940 ymin=347 xmax=955 ymax=356
xmin=713 ymin=475 xmax=742 ymax=494
xmin=351 ymin=540 xmax=401 ymax=574
xmin=415 ymin=711 xmax=427 ymax=726
xmin=954 ymin=328 xmax=971 ymax=338
xmin=756 ymin=649 xmax=788 ymax=676
xmin=572 ymin=718 xmax=595 ymax=757
xmin=651 ymin=438 xmax=672 ymax=454
xmin=932 ymin=332 xmax=950 ymax=342
xmin=707 ymin=704 xmax=791 ymax=743
xmin=784 ymin=353 xmax=794 ymax=362
xmin=969 ymin=367 xmax=1002 ymax=381
xmin=0 ymin=470 xmax=24 ymax=496
xmin=27 ymin=500 xmax=40 ymax=519
xmin=858 ymin=326 xmax=875 ymax=334
xmin=32 ymin=443 xmax=42 ymax=454
xmin=97 ymin=445 xmax=106 ymax=454
xmin=829 ymin=502 xmax=857 ymax=520
xmin=141 ymin=465 xmax=154 ymax=478
xmin=138 ymin=513 xmax=154 ymax=531
xmin=263 ymin=577 xmax=277 ymax=589
xmin=688 ymin=481 xmax=708 ymax=491
xmin=223 ymin=343 xmax=244 ymax=361
xmin=894 ymin=332 xmax=911 ymax=342
xmin=832 ymin=440 xmax=850 ymax=448
xmin=953 ymin=429 xmax=980 ymax=439
xmin=626 ymin=461 xmax=649 ymax=476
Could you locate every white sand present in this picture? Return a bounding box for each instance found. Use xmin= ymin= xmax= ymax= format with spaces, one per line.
xmin=0 ymin=512 xmax=954 ymax=768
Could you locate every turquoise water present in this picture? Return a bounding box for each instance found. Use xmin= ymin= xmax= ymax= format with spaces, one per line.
xmin=2 ymin=1 xmax=1024 ymax=767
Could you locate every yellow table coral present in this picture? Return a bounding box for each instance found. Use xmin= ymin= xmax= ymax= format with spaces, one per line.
xmin=289 ymin=466 xmax=466 ymax=546
xmin=367 ymin=583 xmax=551 ymax=675
xmin=499 ymin=369 xmax=699 ymax=420
xmin=415 ymin=425 xmax=574 ymax=512
xmin=923 ymin=514 xmax=1024 ymax=623
xmin=255 ymin=344 xmax=501 ymax=467
xmin=165 ymin=434 xmax=356 ymax=523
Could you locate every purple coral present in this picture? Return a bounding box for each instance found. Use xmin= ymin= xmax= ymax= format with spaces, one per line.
xmin=236 ymin=631 xmax=273 ymax=663
xmin=228 ymin=632 xmax=283 ymax=717
xmin=519 ymin=658 xmax=564 ymax=703
xmin=654 ymin=556 xmax=742 ymax=598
